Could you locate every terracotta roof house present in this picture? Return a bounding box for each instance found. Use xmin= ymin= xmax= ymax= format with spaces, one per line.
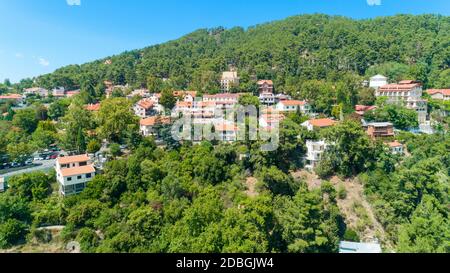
xmin=426 ymin=89 xmax=450 ymax=101
xmin=85 ymin=103 xmax=101 ymax=112
xmin=55 ymin=154 xmax=95 ymax=196
xmin=301 ymin=118 xmax=337 ymax=131
xmin=276 ymin=100 xmax=311 ymax=114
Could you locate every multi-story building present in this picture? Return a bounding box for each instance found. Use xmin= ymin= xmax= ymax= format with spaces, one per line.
xmin=52 ymin=87 xmax=66 ymax=97
xmin=55 ymin=155 xmax=96 ymax=196
xmin=134 ymin=99 xmax=156 ymax=118
xmin=257 ymin=80 xmax=274 ymax=93
xmin=203 ymin=93 xmax=242 ymax=109
xmin=220 ymin=71 xmax=240 ymax=93
xmin=376 ymin=80 xmax=428 ymax=124
xmin=140 ymin=116 xmax=171 ymax=137
xmin=363 ymin=121 xmax=395 ymax=139
xmin=259 ymin=92 xmax=276 ymax=105
xmin=24 ymin=87 xmax=49 ymax=97
xmin=426 ymin=89 xmax=450 ymax=101
xmin=304 ymin=140 xmax=328 ymax=170
xmin=173 ymin=91 xmax=198 ymax=103
xmin=276 ymin=100 xmax=311 ymax=114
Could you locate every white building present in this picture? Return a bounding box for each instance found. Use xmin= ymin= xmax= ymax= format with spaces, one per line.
xmin=276 ymin=100 xmax=311 ymax=114
xmin=134 ymin=99 xmax=156 ymax=118
xmin=220 ymin=71 xmax=240 ymax=93
xmin=387 ymin=141 xmax=404 ymax=155
xmin=52 ymin=87 xmax=66 ymax=97
xmin=369 ymin=74 xmax=388 ymax=90
xmin=377 ymin=80 xmax=428 ymax=124
xmin=259 ymin=92 xmax=276 ymax=105
xmin=55 ymin=155 xmax=96 ymax=196
xmin=426 ymin=89 xmax=450 ymax=101
xmin=304 ymin=140 xmax=328 ymax=170
xmin=301 ymin=118 xmax=337 ymax=132
xmin=0 ymin=177 xmax=5 ymax=192
xmin=24 ymin=87 xmax=49 ymax=97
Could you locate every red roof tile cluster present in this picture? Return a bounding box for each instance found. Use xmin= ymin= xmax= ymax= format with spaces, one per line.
xmin=57 ymin=154 xmax=90 ymax=165
xmin=427 ymin=89 xmax=450 ymax=96
xmin=140 ymin=116 xmax=171 ymax=127
xmin=257 ymin=80 xmax=274 ymax=85
xmin=85 ymin=103 xmax=101 ymax=111
xmin=137 ymin=99 xmax=154 ymax=110
xmin=0 ymin=94 xmax=22 ymax=100
xmin=308 ymin=118 xmax=337 ymax=128
xmin=279 ymin=100 xmax=308 ymax=106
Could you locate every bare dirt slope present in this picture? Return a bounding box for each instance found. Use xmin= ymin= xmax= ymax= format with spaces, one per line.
xmin=292 ymin=170 xmax=394 ymax=252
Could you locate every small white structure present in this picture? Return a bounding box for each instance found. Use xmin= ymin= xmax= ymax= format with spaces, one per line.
xmin=369 ymin=74 xmax=388 ymax=90
xmin=387 ymin=141 xmax=404 ymax=155
xmin=55 ymin=155 xmax=96 ymax=196
xmin=0 ymin=177 xmax=5 ymax=192
xmin=220 ymin=71 xmax=240 ymax=93
xmin=276 ymin=100 xmax=310 ymax=114
xmin=339 ymin=241 xmax=382 ymax=254
xmin=305 ymin=140 xmax=328 ymax=170
xmin=52 ymin=87 xmax=65 ymax=97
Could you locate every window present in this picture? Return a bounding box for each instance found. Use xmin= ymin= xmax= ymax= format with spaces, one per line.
xmin=86 ymin=173 xmax=92 ymax=179
xmin=77 ymin=176 xmax=82 ymax=180
xmin=67 ymin=177 xmax=72 ymax=181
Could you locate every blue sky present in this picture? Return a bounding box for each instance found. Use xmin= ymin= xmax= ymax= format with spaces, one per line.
xmin=0 ymin=0 xmax=449 ymax=83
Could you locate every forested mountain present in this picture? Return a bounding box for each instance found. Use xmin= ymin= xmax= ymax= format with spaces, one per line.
xmin=33 ymin=14 xmax=450 ymax=95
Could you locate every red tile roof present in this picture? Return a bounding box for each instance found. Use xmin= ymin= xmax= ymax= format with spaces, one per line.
xmin=60 ymin=165 xmax=95 ymax=177
xmin=427 ymin=89 xmax=450 ymax=96
xmin=308 ymin=118 xmax=337 ymax=128
xmin=85 ymin=103 xmax=101 ymax=111
xmin=0 ymin=94 xmax=22 ymax=100
xmin=140 ymin=116 xmax=171 ymax=127
xmin=173 ymin=91 xmax=198 ymax=98
xmin=279 ymin=100 xmax=308 ymax=106
xmin=137 ymin=99 xmax=154 ymax=110
xmin=257 ymin=80 xmax=274 ymax=85
xmin=57 ymin=154 xmax=90 ymax=165
xmin=379 ymin=81 xmax=421 ymax=92
xmin=387 ymin=141 xmax=403 ymax=148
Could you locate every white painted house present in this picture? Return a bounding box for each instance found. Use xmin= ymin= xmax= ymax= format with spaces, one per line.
xmin=220 ymin=71 xmax=240 ymax=93
xmin=369 ymin=74 xmax=388 ymax=90
xmin=276 ymin=100 xmax=310 ymax=114
xmin=305 ymin=140 xmax=328 ymax=170
xmin=55 ymin=155 xmax=96 ymax=196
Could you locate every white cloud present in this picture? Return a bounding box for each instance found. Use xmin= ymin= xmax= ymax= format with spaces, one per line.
xmin=15 ymin=53 xmax=24 ymax=59
xmin=38 ymin=57 xmax=50 ymax=67
xmin=66 ymin=0 xmax=81 ymax=6
xmin=367 ymin=0 xmax=382 ymax=6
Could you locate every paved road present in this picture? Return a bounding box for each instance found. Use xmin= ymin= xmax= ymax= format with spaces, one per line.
xmin=1 ymin=160 xmax=55 ymax=181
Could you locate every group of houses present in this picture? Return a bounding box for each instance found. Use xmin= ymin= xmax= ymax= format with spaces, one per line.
xmin=24 ymin=87 xmax=80 ymax=98
xmin=10 ymin=70 xmax=444 ymax=200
